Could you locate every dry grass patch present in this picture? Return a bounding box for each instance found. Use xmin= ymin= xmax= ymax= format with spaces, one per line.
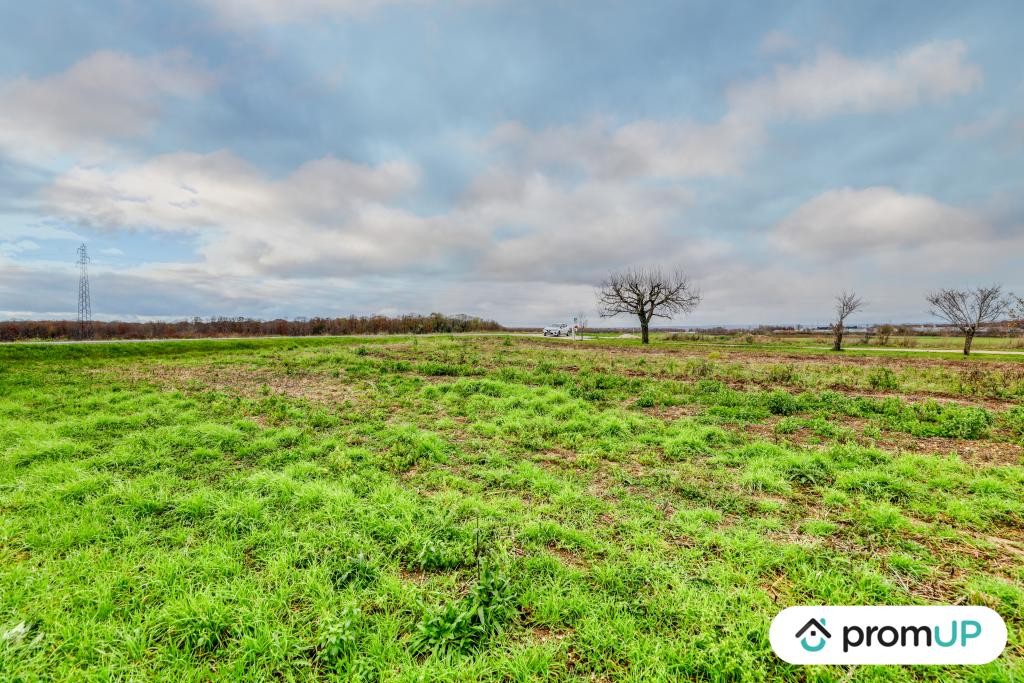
xmin=112 ymin=362 xmax=366 ymax=405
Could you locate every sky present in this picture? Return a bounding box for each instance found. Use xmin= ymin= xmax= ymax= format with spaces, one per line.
xmin=0 ymin=0 xmax=1021 ymax=327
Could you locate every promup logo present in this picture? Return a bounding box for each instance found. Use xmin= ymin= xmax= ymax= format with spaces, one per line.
xmin=795 ymin=618 xmax=830 ymax=652
xmin=770 ymin=606 xmax=1006 ymax=665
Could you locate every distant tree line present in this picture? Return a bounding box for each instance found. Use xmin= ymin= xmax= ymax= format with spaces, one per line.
xmin=0 ymin=313 xmax=503 ymax=342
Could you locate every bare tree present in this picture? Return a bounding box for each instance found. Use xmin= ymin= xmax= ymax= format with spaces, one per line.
xmin=876 ymin=323 xmax=894 ymax=346
xmin=573 ymin=311 xmax=589 ymax=339
xmin=926 ymin=285 xmax=1013 ymax=356
xmin=1011 ymin=294 xmax=1024 ymax=339
xmin=596 ymin=266 xmax=701 ymax=344
xmin=830 ymin=291 xmax=865 ymax=351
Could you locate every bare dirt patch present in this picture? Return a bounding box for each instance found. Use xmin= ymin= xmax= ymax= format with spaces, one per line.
xmin=529 ymin=449 xmax=581 ymax=472
xmin=874 ymin=431 xmax=1023 ymax=466
xmin=640 ymin=404 xmax=702 ymax=420
xmin=111 ymin=363 xmax=366 ymax=405
xmin=526 ymin=625 xmax=574 ymax=645
xmin=547 ymin=545 xmax=589 ymax=570
xmin=983 ymin=534 xmax=1024 ymax=558
xmin=399 ymin=569 xmax=430 ymax=585
xmin=838 ymin=388 xmax=1017 ymax=412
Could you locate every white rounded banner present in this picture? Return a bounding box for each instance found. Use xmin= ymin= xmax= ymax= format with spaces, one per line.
xmin=770 ymin=606 xmax=1007 ymax=665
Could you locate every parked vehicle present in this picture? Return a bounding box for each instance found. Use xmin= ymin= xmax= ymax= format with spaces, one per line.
xmin=543 ymin=323 xmax=572 ymax=337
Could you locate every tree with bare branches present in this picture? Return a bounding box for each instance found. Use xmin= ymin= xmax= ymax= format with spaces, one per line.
xmin=875 ymin=323 xmax=894 ymax=346
xmin=926 ymin=285 xmax=1013 ymax=356
xmin=1010 ymin=294 xmax=1024 ymax=339
xmin=573 ymin=311 xmax=589 ymax=340
xmin=830 ymin=291 xmax=865 ymax=351
xmin=596 ymin=266 xmax=701 ymax=344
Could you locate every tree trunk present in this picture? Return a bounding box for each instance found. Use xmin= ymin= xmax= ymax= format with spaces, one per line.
xmin=963 ymin=331 xmax=974 ymax=356
xmin=832 ymin=326 xmax=843 ymax=352
xmin=640 ymin=318 xmax=650 ymax=344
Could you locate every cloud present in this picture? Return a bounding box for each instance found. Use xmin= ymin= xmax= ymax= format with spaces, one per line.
xmin=728 ymin=40 xmax=981 ymax=120
xmin=47 ymin=151 xmax=419 ymax=233
xmin=33 ymin=38 xmax=988 ymax=322
xmin=0 ymin=224 xmax=83 ymax=242
xmin=0 ymin=252 xmax=575 ymax=323
xmin=10 ymin=31 xmax=1000 ymax=326
xmin=771 ymin=186 xmax=989 ymax=256
xmin=953 ymin=109 xmax=1024 ymax=147
xmin=44 ymin=151 xmax=471 ymax=276
xmin=759 ymin=31 xmax=798 ymax=55
xmin=43 ymin=147 xmax=714 ymax=285
xmin=12 ymin=180 xmax=1020 ymax=326
xmin=460 ymin=169 xmax=713 ymax=282
xmin=489 ymin=116 xmax=761 ymax=181
xmin=489 ymin=41 xmax=980 ymax=183
xmin=196 ymin=0 xmax=424 ymax=26
xmin=0 ymin=50 xmax=213 ymax=162
xmin=0 ymin=239 xmax=39 ymax=257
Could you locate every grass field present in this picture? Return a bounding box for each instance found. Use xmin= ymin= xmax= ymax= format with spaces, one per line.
xmin=2 ymin=335 xmax=1023 ymax=681
xmin=607 ymin=331 xmax=1024 ymax=354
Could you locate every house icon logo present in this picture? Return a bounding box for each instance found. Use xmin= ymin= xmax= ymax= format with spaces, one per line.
xmin=796 ymin=618 xmax=831 ymax=652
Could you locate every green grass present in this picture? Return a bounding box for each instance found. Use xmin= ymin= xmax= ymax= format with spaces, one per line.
xmin=1 ymin=335 xmax=1022 ymax=681
xmin=648 ymin=331 xmax=1024 ymax=353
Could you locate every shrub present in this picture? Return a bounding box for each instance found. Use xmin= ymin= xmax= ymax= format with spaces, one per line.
xmin=684 ymin=358 xmax=716 ymax=379
xmin=635 ymin=392 xmax=657 ymax=408
xmin=883 ymin=402 xmax=993 ymax=440
xmin=807 ymin=418 xmax=856 ymax=444
xmin=867 ymin=367 xmax=899 ymax=391
xmin=936 ymin=406 xmax=992 ymax=439
xmin=317 ymin=607 xmax=361 ymax=670
xmin=958 ymin=366 xmax=993 ymax=395
xmin=382 ymin=426 xmax=449 ymax=471
xmin=765 ymin=364 xmax=796 ymax=385
xmin=410 ymin=562 xmax=517 ymax=656
xmin=693 ymin=378 xmax=725 ymax=394
xmin=763 ymin=390 xmax=799 ymax=416
xmin=999 ymin=406 xmax=1024 ymax=439
xmin=774 ymin=417 xmax=802 ymax=435
xmin=814 ymin=390 xmax=860 ymax=416
xmin=331 ymin=553 xmax=378 ymax=589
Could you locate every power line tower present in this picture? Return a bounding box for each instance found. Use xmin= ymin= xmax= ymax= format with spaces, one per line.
xmin=76 ymin=243 xmax=92 ymax=337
